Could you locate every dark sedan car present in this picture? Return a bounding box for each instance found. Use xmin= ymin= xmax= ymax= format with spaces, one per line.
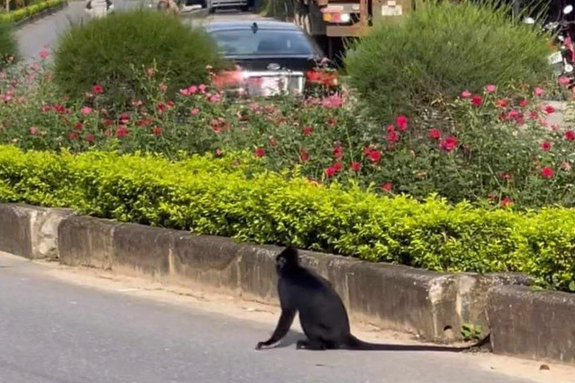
xmin=204 ymin=19 xmax=338 ymax=97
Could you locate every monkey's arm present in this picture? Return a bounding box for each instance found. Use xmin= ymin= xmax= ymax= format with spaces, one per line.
xmin=255 ymin=308 xmax=296 ymax=349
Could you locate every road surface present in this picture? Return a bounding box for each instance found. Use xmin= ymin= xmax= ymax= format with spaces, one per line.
xmin=0 ymin=252 xmax=568 ymax=383
xmin=14 ymin=1 xmax=267 ymax=63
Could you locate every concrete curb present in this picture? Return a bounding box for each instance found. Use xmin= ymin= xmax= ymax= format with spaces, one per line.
xmin=3 ymin=203 xmax=574 ymax=365
xmin=11 ymin=1 xmax=69 ymax=29
xmin=487 ymin=285 xmax=575 ymax=364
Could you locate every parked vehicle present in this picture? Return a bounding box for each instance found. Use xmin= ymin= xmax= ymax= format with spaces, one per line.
xmin=204 ymin=19 xmax=339 ymax=97
xmin=206 ymin=0 xmax=250 ymax=13
xmin=525 ymin=5 xmax=575 ymax=88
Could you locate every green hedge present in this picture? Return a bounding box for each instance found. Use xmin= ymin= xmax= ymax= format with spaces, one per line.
xmin=0 ymin=145 xmax=574 ymax=292
xmin=0 ymin=0 xmax=66 ymax=24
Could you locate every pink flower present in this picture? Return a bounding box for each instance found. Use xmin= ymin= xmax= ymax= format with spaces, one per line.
xmin=41 ymin=105 xmax=51 ymax=113
xmin=541 ymin=141 xmax=552 ymax=151
xmin=534 ymin=87 xmax=545 ymax=97
xmin=565 ymin=130 xmax=575 ymax=141
xmin=209 ymin=94 xmax=221 ymax=103
xmin=461 ymin=90 xmax=472 ymax=98
xmin=381 ymin=182 xmax=393 ymax=192
xmin=188 ymin=85 xmax=199 ymax=94
xmin=254 ymin=147 xmax=266 ymax=158
xmin=429 ymin=128 xmax=441 ymax=140
xmin=92 ymin=85 xmax=104 ymax=94
xmin=368 ymin=149 xmax=382 ymax=163
xmin=519 ymin=99 xmax=529 ymax=108
xmin=303 ymin=125 xmax=313 ymax=136
xmin=441 ymin=136 xmax=458 ymax=151
xmin=559 ymin=76 xmax=571 ymax=87
xmin=387 ymin=130 xmax=399 ymax=142
xmin=541 ymin=166 xmax=554 ymax=179
xmin=29 ymin=126 xmax=38 ymax=135
xmin=84 ymin=133 xmax=96 ymax=143
xmin=190 ymin=108 xmax=200 ymax=115
xmin=333 ymin=146 xmax=343 ymax=159
xmin=180 ymin=88 xmax=191 ymax=96
xmin=485 ymin=84 xmax=497 ymax=93
xmin=350 ymin=161 xmax=361 ymax=172
xmin=198 ymin=84 xmax=207 ymax=93
xmin=396 ymin=115 xmax=408 ymax=131
xmin=543 ymin=105 xmax=556 ymax=114
xmin=159 ymin=83 xmax=168 ymax=93
xmin=322 ymin=95 xmax=343 ymax=108
xmin=146 ymin=67 xmax=156 ymax=77
xmin=80 ymin=106 xmax=93 ymax=115
xmin=39 ymin=50 xmax=49 ymax=59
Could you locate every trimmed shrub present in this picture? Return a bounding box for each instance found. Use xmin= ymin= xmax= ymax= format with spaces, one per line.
xmin=0 ymin=145 xmax=574 ymax=292
xmin=52 ymin=8 xmax=225 ymax=111
xmin=0 ymin=20 xmax=16 ymax=67
xmin=344 ymin=0 xmax=554 ymax=126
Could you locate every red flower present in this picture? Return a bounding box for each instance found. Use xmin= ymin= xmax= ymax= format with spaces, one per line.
xmin=387 ymin=130 xmax=399 ymax=142
xmin=368 ymin=149 xmax=382 ymax=162
xmin=103 ymin=119 xmax=114 ymax=127
xmin=543 ymin=105 xmax=555 ymax=114
xmin=396 ymin=115 xmax=408 ymax=131
xmin=381 ymin=182 xmax=393 ymax=192
xmin=325 ymin=166 xmax=336 ymax=177
xmin=120 ymin=113 xmax=130 ymax=124
xmin=68 ymin=131 xmax=79 ymax=140
xmin=541 ymin=167 xmax=554 ymax=178
xmin=496 ymin=99 xmax=509 ymax=108
xmin=116 ymin=126 xmax=129 ymax=138
xmin=54 ymin=103 xmax=66 ymax=114
xmin=500 ymin=172 xmax=512 ymax=181
xmin=333 ymin=146 xmax=343 ymax=159
xmin=332 ymin=162 xmax=343 ymax=172
xmin=92 ymin=84 xmax=104 ymax=94
xmin=327 ymin=118 xmax=336 ymax=126
xmin=429 ymin=128 xmax=441 ymax=140
xmin=471 ymin=95 xmax=483 ymax=107
xmin=84 ymin=133 xmax=95 ymax=143
xmin=519 ymin=99 xmax=529 ymax=108
xmin=156 ymin=103 xmax=167 ymax=113
xmin=441 ymin=136 xmax=458 ymax=151
xmin=136 ymin=118 xmax=153 ymax=127
xmin=74 ymin=122 xmax=84 ymax=131
xmin=350 ymin=161 xmax=361 ymax=172
xmin=40 ymin=105 xmax=51 ymax=113
xmin=152 ymin=126 xmax=163 ymax=136
xmin=387 ymin=125 xmax=395 ymax=132
xmin=254 ymin=147 xmax=265 ymax=158
xmin=300 ymin=149 xmax=310 ymax=162
xmin=500 ymin=197 xmax=513 ymax=207
xmin=565 ymin=130 xmax=575 ymax=141
xmin=541 ymin=141 xmax=552 ymax=151
xmin=302 ymin=125 xmax=313 ymax=136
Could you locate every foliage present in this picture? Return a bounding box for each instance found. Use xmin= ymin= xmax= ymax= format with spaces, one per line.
xmin=1 ymin=60 xmax=574 ymax=208
xmin=0 ymin=145 xmax=574 ymax=292
xmin=344 ymin=0 xmax=554 ymax=127
xmin=0 ymin=20 xmax=16 ymax=67
xmin=0 ymin=0 xmax=67 ymax=24
xmin=51 ymin=8 xmax=225 ymax=111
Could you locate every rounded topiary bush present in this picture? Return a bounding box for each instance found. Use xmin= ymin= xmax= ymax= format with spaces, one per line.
xmin=0 ymin=21 xmax=17 ymax=68
xmin=52 ymin=9 xmax=225 ymax=110
xmin=344 ymin=0 xmax=553 ymax=126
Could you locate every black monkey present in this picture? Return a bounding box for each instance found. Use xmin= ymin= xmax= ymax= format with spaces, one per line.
xmin=255 ymin=246 xmax=491 ymax=351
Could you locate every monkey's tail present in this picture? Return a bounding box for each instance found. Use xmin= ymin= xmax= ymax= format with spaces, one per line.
xmin=344 ymin=333 xmax=491 ymax=352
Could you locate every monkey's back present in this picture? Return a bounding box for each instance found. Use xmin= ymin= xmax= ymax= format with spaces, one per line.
xmin=284 ymin=267 xmax=352 ymax=345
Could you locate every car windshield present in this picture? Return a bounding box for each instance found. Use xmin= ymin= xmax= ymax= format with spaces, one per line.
xmin=209 ymin=29 xmax=316 ymax=57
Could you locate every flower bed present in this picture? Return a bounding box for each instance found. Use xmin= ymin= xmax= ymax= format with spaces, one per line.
xmin=1 ymin=61 xmax=574 ymax=208
xmin=0 ymin=145 xmax=574 ymax=292
xmin=0 ymin=0 xmax=67 ymax=24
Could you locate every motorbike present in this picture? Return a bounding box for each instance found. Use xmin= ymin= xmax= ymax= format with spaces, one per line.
xmin=84 ymin=0 xmax=115 ymax=18
xmin=525 ymin=5 xmax=575 ymax=88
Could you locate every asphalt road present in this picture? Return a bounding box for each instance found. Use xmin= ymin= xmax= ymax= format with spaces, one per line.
xmin=0 ymin=253 xmax=549 ymax=383
xmin=14 ymin=1 xmax=267 ymax=63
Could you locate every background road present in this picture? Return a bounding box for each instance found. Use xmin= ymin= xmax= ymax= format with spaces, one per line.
xmin=15 ymin=0 xmax=266 ymax=63
xmin=0 ymin=252 xmax=554 ymax=383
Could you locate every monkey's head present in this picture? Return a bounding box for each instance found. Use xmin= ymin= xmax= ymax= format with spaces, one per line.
xmin=275 ymin=245 xmax=299 ymax=275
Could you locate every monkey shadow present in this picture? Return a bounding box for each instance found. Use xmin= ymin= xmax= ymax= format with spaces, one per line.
xmin=273 ymin=330 xmax=307 ymax=349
